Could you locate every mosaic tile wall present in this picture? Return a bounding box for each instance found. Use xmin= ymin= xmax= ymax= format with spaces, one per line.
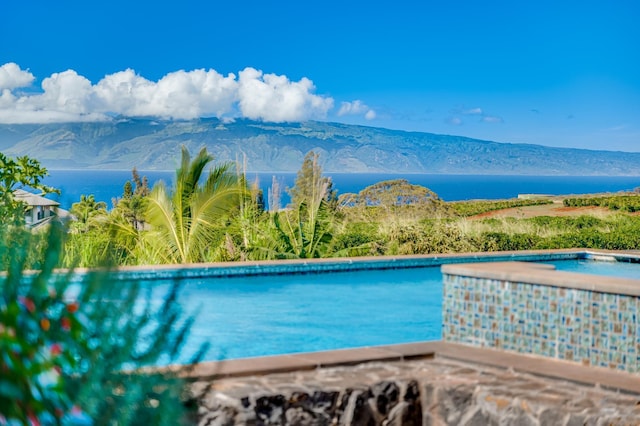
xmin=442 ymin=273 xmax=639 ymax=374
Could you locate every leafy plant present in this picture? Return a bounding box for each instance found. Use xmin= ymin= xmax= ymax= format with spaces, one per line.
xmin=69 ymin=195 xmax=108 ymax=233
xmin=0 ymin=223 xmax=203 ymax=425
xmin=143 ymin=146 xmax=247 ymax=264
xmin=0 ymin=153 xmax=59 ymax=227
xmin=286 ymin=151 xmax=336 ymax=208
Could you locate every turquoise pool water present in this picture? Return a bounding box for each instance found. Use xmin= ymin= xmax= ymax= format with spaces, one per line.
xmin=157 ymin=267 xmax=444 ymax=363
xmin=149 ymin=257 xmax=639 ymax=363
xmin=550 ymin=259 xmax=640 ymax=279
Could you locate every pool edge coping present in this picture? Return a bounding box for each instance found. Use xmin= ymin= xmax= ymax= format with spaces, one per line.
xmin=65 ymin=248 xmax=632 ymax=280
xmin=167 ymin=341 xmax=640 ymax=395
xmin=441 ymin=260 xmax=640 ymax=296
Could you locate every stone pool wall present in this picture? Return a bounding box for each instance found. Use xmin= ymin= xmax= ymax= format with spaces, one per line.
xmin=192 ymin=356 xmax=640 ymax=425
xmin=442 ymin=261 xmax=639 ymax=373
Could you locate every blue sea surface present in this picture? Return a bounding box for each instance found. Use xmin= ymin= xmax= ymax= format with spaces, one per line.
xmin=42 ymin=170 xmax=640 ymax=210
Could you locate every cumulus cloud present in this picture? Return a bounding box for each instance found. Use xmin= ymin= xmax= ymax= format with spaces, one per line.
xmin=337 ymin=100 xmax=376 ymax=120
xmin=93 ymin=68 xmax=239 ymax=119
xmin=0 ymin=63 xmax=35 ymax=90
xmin=447 ymin=116 xmax=463 ymax=125
xmin=237 ymin=68 xmax=333 ymax=122
xmin=0 ymin=63 xmax=336 ymax=124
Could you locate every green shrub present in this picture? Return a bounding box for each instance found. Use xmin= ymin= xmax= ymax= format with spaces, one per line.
xmin=330 ymin=222 xmax=385 ymax=256
xmin=0 ymin=224 xmax=202 ymax=425
xmin=562 ymin=194 xmax=640 ymax=211
xmin=449 ymin=198 xmax=552 ymax=217
xmin=479 ymin=232 xmax=540 ymax=251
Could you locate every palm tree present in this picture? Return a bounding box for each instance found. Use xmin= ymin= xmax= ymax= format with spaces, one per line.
xmin=250 ymin=176 xmax=337 ymax=260
xmin=70 ymin=194 xmax=108 ymax=231
xmin=143 ymin=146 xmax=246 ymax=264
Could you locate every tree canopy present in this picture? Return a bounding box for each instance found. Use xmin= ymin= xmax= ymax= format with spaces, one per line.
xmin=0 ymin=153 xmax=58 ymax=226
xmin=143 ymin=146 xmax=247 ymax=263
xmin=339 ymin=179 xmax=441 ymax=208
xmin=287 ymin=151 xmax=336 ymax=208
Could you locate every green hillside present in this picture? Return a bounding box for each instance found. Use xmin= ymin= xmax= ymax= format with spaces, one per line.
xmin=1 ymin=118 xmax=639 ymax=175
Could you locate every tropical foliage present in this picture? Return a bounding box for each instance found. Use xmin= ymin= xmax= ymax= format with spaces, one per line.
xmin=142 ymin=146 xmax=247 ymax=264
xmin=249 ymin=151 xmax=340 ymax=259
xmin=255 ymin=195 xmax=336 ymax=259
xmin=69 ymin=194 xmax=108 ymax=232
xmin=7 ymin=148 xmax=639 ymax=269
xmin=286 ymin=151 xmax=336 ymax=208
xmin=0 ymin=223 xmax=200 ymax=425
xmin=0 ymin=153 xmax=58 ymax=227
xmin=115 ymin=167 xmax=151 ymax=230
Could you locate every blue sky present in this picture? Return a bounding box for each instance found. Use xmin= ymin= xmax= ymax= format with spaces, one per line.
xmin=1 ymin=0 xmax=638 ymax=151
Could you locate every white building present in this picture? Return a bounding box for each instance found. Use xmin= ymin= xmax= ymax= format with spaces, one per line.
xmin=13 ymin=189 xmax=71 ymax=229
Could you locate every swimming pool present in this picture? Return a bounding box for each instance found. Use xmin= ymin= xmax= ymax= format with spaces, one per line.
xmin=147 ymin=255 xmax=640 ymax=363
xmin=550 ymin=258 xmax=640 ymax=278
xmin=155 ymin=267 xmax=444 ymax=363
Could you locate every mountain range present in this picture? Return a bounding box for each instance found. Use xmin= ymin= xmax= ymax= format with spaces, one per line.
xmin=0 ymin=118 xmax=638 ymax=175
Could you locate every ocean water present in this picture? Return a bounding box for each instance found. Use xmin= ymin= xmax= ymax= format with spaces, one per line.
xmin=41 ymin=170 xmax=640 ymax=210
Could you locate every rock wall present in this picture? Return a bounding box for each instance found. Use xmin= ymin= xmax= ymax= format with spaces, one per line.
xmin=192 ymin=358 xmax=640 ymax=425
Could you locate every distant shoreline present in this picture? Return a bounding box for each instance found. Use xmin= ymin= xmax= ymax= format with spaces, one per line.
xmin=45 ymin=168 xmax=640 ymax=178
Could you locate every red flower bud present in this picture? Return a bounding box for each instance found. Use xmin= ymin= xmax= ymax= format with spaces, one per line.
xmin=66 ymin=301 xmax=79 ymax=314
xmin=61 ymin=317 xmax=71 ymax=331
xmin=50 ymin=343 xmax=62 ymax=356
xmin=40 ymin=318 xmax=51 ymax=331
xmin=19 ymin=296 xmax=36 ymax=313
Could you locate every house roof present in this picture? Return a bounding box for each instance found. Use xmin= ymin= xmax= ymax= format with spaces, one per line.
xmin=13 ymin=189 xmax=60 ymax=207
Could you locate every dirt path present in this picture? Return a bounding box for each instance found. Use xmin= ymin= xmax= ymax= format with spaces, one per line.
xmin=470 ymin=202 xmax=613 ymax=219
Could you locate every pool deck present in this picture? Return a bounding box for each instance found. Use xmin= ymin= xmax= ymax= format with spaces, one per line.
xmin=181 ymin=341 xmax=640 ymax=394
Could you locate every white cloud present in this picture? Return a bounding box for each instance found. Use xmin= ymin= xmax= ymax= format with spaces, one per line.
xmin=463 ymin=107 xmax=483 ymax=115
xmin=93 ymin=68 xmax=239 ymax=119
xmin=237 ymin=68 xmax=333 ymax=122
xmin=337 ymin=100 xmax=376 ymax=120
xmin=482 ymin=115 xmax=503 ymax=123
xmin=39 ymin=70 xmax=94 ymax=114
xmin=338 ymin=100 xmax=366 ymax=115
xmin=450 ymin=104 xmax=503 ymax=124
xmin=0 ymin=63 xmax=336 ymax=124
xmin=447 ymin=116 xmax=463 ymax=125
xmin=0 ymin=63 xmax=35 ymax=90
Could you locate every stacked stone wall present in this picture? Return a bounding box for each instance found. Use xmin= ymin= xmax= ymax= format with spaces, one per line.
xmin=193 ymin=359 xmax=640 ymax=425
